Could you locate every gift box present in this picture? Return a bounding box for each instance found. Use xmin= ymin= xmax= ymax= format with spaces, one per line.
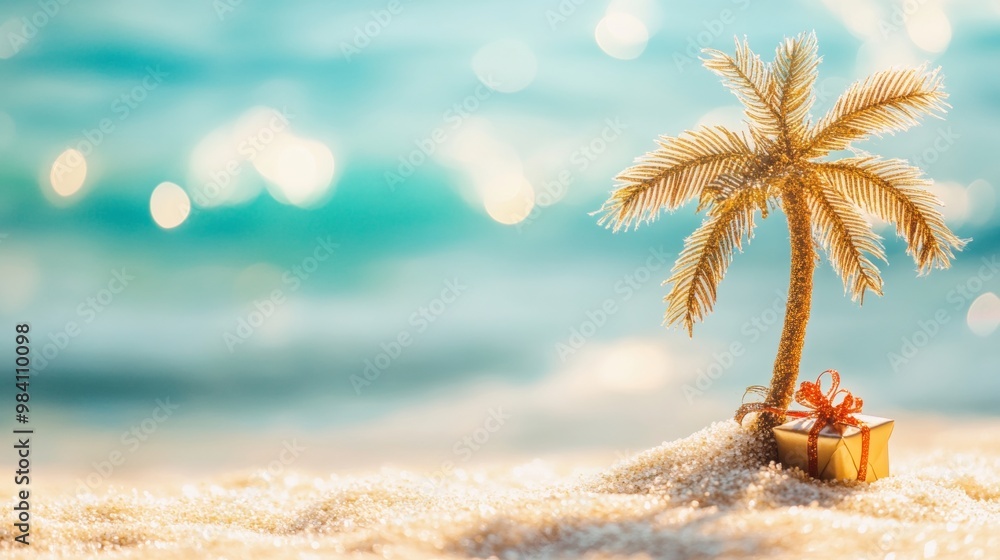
xmin=773 ymin=414 xmax=893 ymax=481
xmin=735 ymin=369 xmax=891 ymax=482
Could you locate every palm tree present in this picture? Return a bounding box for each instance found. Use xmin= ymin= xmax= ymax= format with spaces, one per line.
xmin=597 ymin=32 xmax=965 ymax=433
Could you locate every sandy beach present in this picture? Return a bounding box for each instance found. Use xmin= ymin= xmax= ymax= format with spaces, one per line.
xmin=3 ymin=418 xmax=998 ymax=559
xmin=4 ymin=0 xmax=999 ymax=558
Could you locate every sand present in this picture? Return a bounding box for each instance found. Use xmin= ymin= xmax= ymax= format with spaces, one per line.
xmin=3 ymin=420 xmax=999 ymax=559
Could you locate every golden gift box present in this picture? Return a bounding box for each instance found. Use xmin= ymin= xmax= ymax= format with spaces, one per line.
xmin=773 ymin=414 xmax=893 ymax=481
xmin=735 ymin=369 xmax=892 ymax=482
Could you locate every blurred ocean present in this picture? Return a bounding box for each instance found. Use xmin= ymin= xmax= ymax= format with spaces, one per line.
xmin=0 ymin=0 xmax=998 ymax=475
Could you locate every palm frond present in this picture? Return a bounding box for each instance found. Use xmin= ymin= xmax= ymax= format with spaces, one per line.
xmin=598 ymin=126 xmax=754 ymax=232
xmin=697 ymin=168 xmax=778 ymax=217
xmin=770 ymin=31 xmax=819 ymax=143
xmin=804 ymin=66 xmax=948 ymax=157
xmin=598 ymin=34 xmax=962 ymax=344
xmin=698 ymin=172 xmax=749 ymax=212
xmin=702 ymin=38 xmax=782 ymax=139
xmin=664 ymin=188 xmax=763 ymax=335
xmin=813 ymin=157 xmax=966 ymax=273
xmin=804 ymin=174 xmax=885 ymax=301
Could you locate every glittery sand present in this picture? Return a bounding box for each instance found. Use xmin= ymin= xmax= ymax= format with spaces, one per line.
xmin=4 ymin=419 xmax=999 ymax=559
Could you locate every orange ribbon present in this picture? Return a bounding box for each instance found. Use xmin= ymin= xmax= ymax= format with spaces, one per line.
xmin=735 ymin=370 xmax=871 ymax=481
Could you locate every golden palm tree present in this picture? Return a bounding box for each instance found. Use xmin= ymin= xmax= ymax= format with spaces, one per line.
xmin=597 ymin=32 xmax=965 ymax=432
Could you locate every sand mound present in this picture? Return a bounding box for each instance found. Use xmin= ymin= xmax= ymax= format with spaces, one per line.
xmin=584 ymin=420 xmax=874 ymax=508
xmin=3 ymin=420 xmax=1000 ymax=559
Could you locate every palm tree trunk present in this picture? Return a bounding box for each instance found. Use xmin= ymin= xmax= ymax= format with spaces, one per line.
xmin=759 ymin=187 xmax=815 ymax=431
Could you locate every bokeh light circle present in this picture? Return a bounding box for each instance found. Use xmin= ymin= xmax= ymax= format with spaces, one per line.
xmin=483 ymin=176 xmax=535 ymax=225
xmin=49 ymin=148 xmax=87 ymax=197
xmin=254 ymin=135 xmax=336 ymax=208
xmin=967 ymin=179 xmax=996 ymax=226
xmin=928 ymin=181 xmax=969 ymax=227
xmin=150 ymin=182 xmax=192 ymax=229
xmin=967 ymin=292 xmax=1000 ymax=337
xmin=906 ymin=5 xmax=951 ymax=53
xmin=595 ymin=12 xmax=648 ymax=60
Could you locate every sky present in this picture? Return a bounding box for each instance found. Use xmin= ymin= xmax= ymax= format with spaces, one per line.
xmin=1 ymin=0 xmax=999 ymax=474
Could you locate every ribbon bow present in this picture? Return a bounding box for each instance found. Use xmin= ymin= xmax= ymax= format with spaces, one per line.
xmin=735 ymin=370 xmax=871 ymax=481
